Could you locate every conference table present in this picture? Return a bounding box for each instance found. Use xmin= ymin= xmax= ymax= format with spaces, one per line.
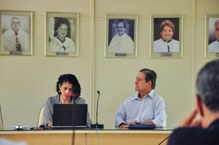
xmin=0 ymin=129 xmax=171 ymax=145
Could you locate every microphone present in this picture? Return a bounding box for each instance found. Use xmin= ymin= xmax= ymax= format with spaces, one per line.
xmin=91 ymin=90 xmax=104 ymax=129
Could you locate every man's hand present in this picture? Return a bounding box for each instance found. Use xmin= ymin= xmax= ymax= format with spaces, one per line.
xmin=180 ymin=108 xmax=202 ymax=127
xmin=119 ymin=124 xmax=129 ymax=128
xmin=47 ymin=122 xmax=53 ymax=127
xmin=119 ymin=121 xmax=140 ymax=128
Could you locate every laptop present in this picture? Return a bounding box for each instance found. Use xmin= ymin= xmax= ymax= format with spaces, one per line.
xmin=52 ymin=104 xmax=87 ymax=129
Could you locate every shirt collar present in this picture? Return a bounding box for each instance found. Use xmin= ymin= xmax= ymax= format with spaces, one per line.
xmin=13 ymin=29 xmax=21 ymax=34
xmin=148 ymin=89 xmax=155 ymax=98
xmin=132 ymin=89 xmax=155 ymax=101
xmin=162 ymin=38 xmax=172 ymax=43
xmin=58 ymin=95 xmax=73 ymax=104
xmin=118 ymin=33 xmax=127 ymax=38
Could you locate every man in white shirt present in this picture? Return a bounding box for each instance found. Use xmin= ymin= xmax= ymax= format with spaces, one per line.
xmin=154 ymin=20 xmax=179 ymax=53
xmin=108 ymin=20 xmax=134 ymax=53
xmin=2 ymin=17 xmax=29 ymax=52
xmin=115 ymin=68 xmax=167 ymax=128
xmin=208 ymin=20 xmax=219 ymax=53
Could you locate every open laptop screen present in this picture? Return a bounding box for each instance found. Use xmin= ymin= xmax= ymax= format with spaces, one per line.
xmin=52 ymin=104 xmax=87 ymax=127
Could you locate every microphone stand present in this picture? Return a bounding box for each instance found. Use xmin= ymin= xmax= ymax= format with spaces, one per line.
xmin=91 ymin=91 xmax=104 ymax=129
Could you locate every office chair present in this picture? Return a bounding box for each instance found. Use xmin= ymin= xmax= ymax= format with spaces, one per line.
xmin=37 ymin=105 xmax=45 ymax=127
xmin=0 ymin=105 xmax=3 ymax=130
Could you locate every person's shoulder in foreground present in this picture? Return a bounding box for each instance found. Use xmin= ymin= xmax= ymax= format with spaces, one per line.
xmin=167 ymin=59 xmax=219 ymax=145
xmin=168 ymin=113 xmax=219 ymax=145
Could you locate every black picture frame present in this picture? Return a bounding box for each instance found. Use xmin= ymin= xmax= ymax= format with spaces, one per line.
xmin=105 ymin=14 xmax=138 ymax=58
xmin=150 ymin=15 xmax=183 ymax=58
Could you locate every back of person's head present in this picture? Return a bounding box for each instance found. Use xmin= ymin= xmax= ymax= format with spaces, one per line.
xmin=196 ymin=59 xmax=219 ymax=112
xmin=56 ymin=73 xmax=81 ymax=97
xmin=139 ymin=68 xmax=157 ymax=89
xmin=160 ymin=20 xmax=175 ymax=32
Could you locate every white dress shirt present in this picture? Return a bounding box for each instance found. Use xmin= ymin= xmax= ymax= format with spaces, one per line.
xmin=208 ymin=40 xmax=219 ymax=52
xmin=108 ymin=33 xmax=134 ymax=53
xmin=115 ymin=90 xmax=167 ymax=128
xmin=49 ymin=37 xmax=75 ymax=52
xmin=154 ymin=38 xmax=179 ymax=52
xmin=2 ymin=29 xmax=29 ymax=52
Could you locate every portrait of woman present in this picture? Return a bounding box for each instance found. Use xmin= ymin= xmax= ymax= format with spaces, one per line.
xmin=46 ymin=13 xmax=79 ymax=57
xmin=49 ymin=17 xmax=75 ymax=52
xmin=153 ymin=18 xmax=180 ymax=53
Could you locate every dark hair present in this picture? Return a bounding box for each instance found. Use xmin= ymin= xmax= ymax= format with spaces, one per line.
xmin=116 ymin=19 xmax=127 ymax=29
xmin=139 ymin=68 xmax=157 ymax=89
xmin=196 ymin=59 xmax=219 ymax=112
xmin=54 ymin=17 xmax=71 ymax=38
xmin=56 ymin=74 xmax=81 ymax=97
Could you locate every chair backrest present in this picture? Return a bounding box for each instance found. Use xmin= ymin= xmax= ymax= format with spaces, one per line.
xmin=37 ymin=105 xmax=45 ymax=127
xmin=0 ymin=105 xmax=3 ymax=130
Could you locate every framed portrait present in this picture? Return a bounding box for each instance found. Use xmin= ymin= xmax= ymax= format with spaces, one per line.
xmin=204 ymin=15 xmax=219 ymax=58
xmin=105 ymin=14 xmax=138 ymax=58
xmin=46 ymin=12 xmax=79 ymax=57
xmin=150 ymin=15 xmax=183 ymax=58
xmin=0 ymin=10 xmax=33 ymax=56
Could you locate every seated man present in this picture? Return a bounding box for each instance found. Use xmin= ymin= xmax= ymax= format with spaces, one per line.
xmin=115 ymin=68 xmax=167 ymax=128
xmin=167 ymin=59 xmax=219 ymax=145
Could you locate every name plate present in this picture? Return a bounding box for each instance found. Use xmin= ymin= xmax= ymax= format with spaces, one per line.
xmin=115 ymin=53 xmax=127 ymax=57
xmin=160 ymin=52 xmax=172 ymax=57
xmin=56 ymin=52 xmax=68 ymax=56
xmin=10 ymin=51 xmax=22 ymax=55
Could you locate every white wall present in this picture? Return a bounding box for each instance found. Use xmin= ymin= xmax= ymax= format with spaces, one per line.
xmin=0 ymin=0 xmax=218 ymax=129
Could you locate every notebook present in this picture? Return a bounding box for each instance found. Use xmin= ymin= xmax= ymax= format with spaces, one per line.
xmin=128 ymin=124 xmax=156 ymax=130
xmin=52 ymin=104 xmax=87 ymax=129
